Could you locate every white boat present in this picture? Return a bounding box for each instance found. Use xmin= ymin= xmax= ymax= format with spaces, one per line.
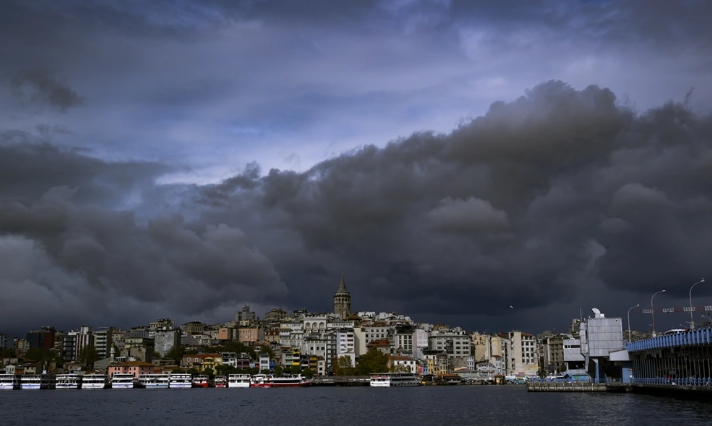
xmin=110 ymin=373 xmax=136 ymax=389
xmin=169 ymin=373 xmax=192 ymax=388
xmin=227 ymin=374 xmax=251 ymax=388
xmin=56 ymin=374 xmax=82 ymax=389
xmin=0 ymin=374 xmax=19 ymax=390
xmin=250 ymin=374 xmax=311 ymax=388
xmin=139 ymin=374 xmax=170 ymax=389
xmin=81 ymin=374 xmax=108 ymax=389
xmin=370 ymin=372 xmax=420 ymax=387
xmin=20 ymin=374 xmax=56 ymax=390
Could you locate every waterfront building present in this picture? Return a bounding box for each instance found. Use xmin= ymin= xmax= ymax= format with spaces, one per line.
xmin=303 ymin=332 xmax=336 ymax=372
xmin=335 ymin=330 xmax=356 ymax=368
xmin=182 ymin=353 xmax=222 ymax=372
xmin=265 ymin=308 xmax=287 ymax=322
xmin=153 ymin=329 xmax=180 ymax=357
xmin=0 ymin=333 xmax=10 ymax=349
xmin=108 ymin=361 xmax=153 ymax=379
xmin=180 ymin=321 xmax=205 ymax=334
xmin=259 ymin=353 xmax=270 ymax=372
xmin=429 ymin=329 xmax=473 ymax=369
xmin=122 ymin=337 xmax=155 ymax=363
xmin=389 ymin=355 xmax=416 ymax=373
xmin=504 ymin=331 xmax=538 ymax=376
xmin=93 ymin=327 xmax=114 ymax=359
xmin=354 ymin=325 xmax=392 ymax=356
xmin=238 ymin=326 xmax=262 ymax=343
xmin=149 ymin=318 xmax=175 ymax=330
xmin=235 ymin=305 xmax=257 ymax=324
xmin=62 ymin=326 xmax=93 ymax=362
xmin=540 ymin=333 xmax=567 ymax=374
xmin=26 ymin=326 xmax=56 ymax=350
xmin=334 ymin=273 xmax=351 ymax=320
xmin=578 ymin=308 xmax=625 ymax=382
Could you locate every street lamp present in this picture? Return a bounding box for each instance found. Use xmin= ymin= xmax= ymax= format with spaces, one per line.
xmin=627 ymin=304 xmax=639 ymax=343
xmin=688 ymin=278 xmax=705 ymax=330
xmin=651 ymin=290 xmax=666 ymax=338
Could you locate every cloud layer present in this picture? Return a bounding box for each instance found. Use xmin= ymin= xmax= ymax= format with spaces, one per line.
xmin=3 ymin=80 xmax=712 ymax=335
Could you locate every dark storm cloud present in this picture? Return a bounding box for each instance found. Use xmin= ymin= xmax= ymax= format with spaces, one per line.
xmin=1 ymin=81 xmax=712 ymax=334
xmin=6 ymin=68 xmax=84 ymax=113
xmin=0 ymin=135 xmax=287 ymax=334
xmin=193 ymin=81 xmax=712 ymax=327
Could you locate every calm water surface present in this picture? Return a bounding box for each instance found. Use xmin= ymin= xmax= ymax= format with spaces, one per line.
xmin=2 ymin=386 xmax=712 ymax=426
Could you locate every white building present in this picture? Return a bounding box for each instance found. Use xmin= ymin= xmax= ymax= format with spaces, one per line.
xmin=507 ymin=331 xmax=539 ymax=376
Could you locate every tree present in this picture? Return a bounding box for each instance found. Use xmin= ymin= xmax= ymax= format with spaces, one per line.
xmin=336 ymin=356 xmax=355 ymax=376
xmin=171 ymin=368 xmax=184 ymax=374
xmin=78 ymin=346 xmax=100 ymax=368
xmin=356 ymin=348 xmax=388 ymax=375
xmin=273 ymin=365 xmax=284 ymax=377
xmin=302 ymin=368 xmax=314 ymax=379
xmin=1 ymin=348 xmax=15 ymax=358
xmin=203 ymin=368 xmax=214 ymax=379
xmin=165 ymin=345 xmax=185 ymax=365
xmin=186 ymin=368 xmax=200 ymax=376
xmin=289 ymin=365 xmax=301 ymax=375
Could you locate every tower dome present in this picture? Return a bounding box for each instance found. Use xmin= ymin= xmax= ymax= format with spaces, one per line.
xmin=334 ymin=273 xmax=351 ymax=320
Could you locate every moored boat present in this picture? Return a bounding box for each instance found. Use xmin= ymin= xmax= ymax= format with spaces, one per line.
xmin=110 ymin=373 xmax=136 ymax=389
xmin=81 ymin=374 xmax=108 ymax=389
xmin=56 ymin=374 xmax=82 ymax=389
xmin=169 ymin=373 xmax=192 ymax=389
xmin=228 ymin=374 xmax=251 ymax=388
xmin=214 ymin=375 xmax=227 ymax=388
xmin=139 ymin=374 xmax=170 ymax=389
xmin=0 ymin=374 xmax=20 ymax=390
xmin=251 ymin=374 xmax=311 ymax=388
xmin=192 ymin=375 xmax=209 ymax=388
xmin=20 ymin=374 xmax=56 ymax=390
xmin=370 ymin=372 xmax=420 ymax=387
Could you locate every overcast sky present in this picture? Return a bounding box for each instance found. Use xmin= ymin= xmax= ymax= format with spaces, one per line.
xmin=2 ymin=0 xmax=712 ymax=337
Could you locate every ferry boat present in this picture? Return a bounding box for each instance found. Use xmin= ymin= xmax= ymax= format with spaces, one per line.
xmin=81 ymin=374 xmax=108 ymax=389
xmin=250 ymin=374 xmax=311 ymax=388
xmin=0 ymin=374 xmax=19 ymax=390
xmin=20 ymin=374 xmax=56 ymax=390
xmin=214 ymin=375 xmax=227 ymax=388
xmin=110 ymin=373 xmax=136 ymax=389
xmin=139 ymin=374 xmax=170 ymax=389
xmin=228 ymin=374 xmax=251 ymax=388
xmin=56 ymin=374 xmax=82 ymax=389
xmin=370 ymin=372 xmax=420 ymax=387
xmin=169 ymin=373 xmax=192 ymax=388
xmin=192 ymin=375 xmax=209 ymax=388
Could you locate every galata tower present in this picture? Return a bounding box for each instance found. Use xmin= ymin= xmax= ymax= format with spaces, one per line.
xmin=334 ymin=273 xmax=351 ymax=320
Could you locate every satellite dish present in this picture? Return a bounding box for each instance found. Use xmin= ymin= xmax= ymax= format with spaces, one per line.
xmin=591 ymin=308 xmax=601 ymax=315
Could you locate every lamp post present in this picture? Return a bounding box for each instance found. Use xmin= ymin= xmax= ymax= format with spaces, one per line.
xmin=651 ymin=290 xmax=666 ymax=338
xmin=627 ymin=304 xmax=639 ymax=343
xmin=688 ymin=278 xmax=705 ymax=330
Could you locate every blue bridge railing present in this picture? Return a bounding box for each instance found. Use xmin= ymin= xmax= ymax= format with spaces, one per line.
xmin=626 ymin=328 xmax=712 ymax=352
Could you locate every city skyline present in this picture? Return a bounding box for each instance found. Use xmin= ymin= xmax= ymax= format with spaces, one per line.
xmin=2 ymin=1 xmax=712 ymax=335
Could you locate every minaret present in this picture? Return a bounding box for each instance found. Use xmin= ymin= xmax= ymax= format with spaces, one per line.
xmin=334 ymin=273 xmax=351 ymax=320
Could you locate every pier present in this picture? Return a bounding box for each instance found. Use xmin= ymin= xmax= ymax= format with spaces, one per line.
xmin=527 ymin=382 xmax=608 ymax=392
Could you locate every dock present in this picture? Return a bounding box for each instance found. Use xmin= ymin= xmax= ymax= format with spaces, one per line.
xmin=527 ymin=382 xmax=608 ymax=392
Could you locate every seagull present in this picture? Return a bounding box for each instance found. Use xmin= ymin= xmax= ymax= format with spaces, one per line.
xmin=509 ymin=305 xmax=514 ymax=309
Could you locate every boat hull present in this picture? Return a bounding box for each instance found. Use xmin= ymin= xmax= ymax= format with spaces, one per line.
xmin=251 ymin=382 xmax=310 ymax=388
xmin=111 ymin=383 xmax=135 ymax=389
xmin=169 ymin=383 xmax=192 ymax=388
xmin=81 ymin=383 xmax=106 ymax=389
